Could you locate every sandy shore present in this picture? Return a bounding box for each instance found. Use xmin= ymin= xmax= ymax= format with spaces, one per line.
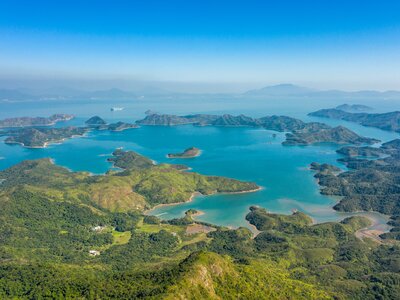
xmin=217 ymin=186 xmax=263 ymax=195
xmin=190 ymin=210 xmax=205 ymax=218
xmin=247 ymin=222 xmax=262 ymax=238
xmin=144 ymin=192 xmax=201 ymax=215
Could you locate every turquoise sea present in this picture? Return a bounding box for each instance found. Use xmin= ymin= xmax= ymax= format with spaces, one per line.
xmin=1 ymin=96 xmax=399 ymax=230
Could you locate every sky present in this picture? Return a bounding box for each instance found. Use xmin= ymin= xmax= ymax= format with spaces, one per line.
xmin=0 ymin=0 xmax=400 ymax=92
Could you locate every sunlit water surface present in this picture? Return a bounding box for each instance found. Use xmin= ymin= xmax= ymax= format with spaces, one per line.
xmin=1 ymin=96 xmax=398 ymax=230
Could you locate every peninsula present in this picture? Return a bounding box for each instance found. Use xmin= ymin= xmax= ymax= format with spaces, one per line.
xmin=311 ymin=138 xmax=400 ymax=240
xmin=0 ymin=114 xmax=74 ymax=128
xmin=167 ymin=147 xmax=201 ymax=158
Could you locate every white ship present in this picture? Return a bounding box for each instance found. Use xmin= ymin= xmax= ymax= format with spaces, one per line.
xmin=111 ymin=107 xmax=124 ymax=111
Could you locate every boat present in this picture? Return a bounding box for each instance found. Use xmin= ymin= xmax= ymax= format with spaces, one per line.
xmin=111 ymin=107 xmax=124 ymax=111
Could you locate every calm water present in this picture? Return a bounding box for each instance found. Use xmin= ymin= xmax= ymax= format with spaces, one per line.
xmin=0 ymin=96 xmax=399 ymax=229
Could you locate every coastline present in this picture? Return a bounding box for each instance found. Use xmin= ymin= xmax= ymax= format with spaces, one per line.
xmin=190 ymin=210 xmax=205 ymax=218
xmin=217 ymin=186 xmax=263 ymax=195
xmin=4 ymin=132 xmax=87 ymax=149
xmin=145 ymin=186 xmax=262 ymax=215
xmin=144 ymin=191 xmax=201 ymax=215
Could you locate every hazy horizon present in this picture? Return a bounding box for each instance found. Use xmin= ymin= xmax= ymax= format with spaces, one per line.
xmin=1 ymin=1 xmax=400 ymax=92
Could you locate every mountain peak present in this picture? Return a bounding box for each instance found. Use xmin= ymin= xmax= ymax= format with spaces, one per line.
xmin=245 ymin=84 xmax=316 ymax=96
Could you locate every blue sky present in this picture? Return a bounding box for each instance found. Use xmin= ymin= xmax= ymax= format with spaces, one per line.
xmin=0 ymin=0 xmax=399 ymax=91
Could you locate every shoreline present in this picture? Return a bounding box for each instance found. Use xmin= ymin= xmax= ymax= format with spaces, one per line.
xmin=3 ymin=132 xmax=88 ymax=149
xmin=190 ymin=210 xmax=205 ymax=218
xmin=144 ymin=191 xmax=201 ymax=215
xmin=217 ymin=186 xmax=263 ymax=195
xmin=145 ymin=186 xmax=263 ymax=215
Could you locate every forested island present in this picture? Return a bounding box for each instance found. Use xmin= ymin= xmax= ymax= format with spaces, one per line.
xmin=309 ymin=109 xmax=400 ymax=133
xmin=0 ymin=114 xmax=74 ymax=128
xmin=167 ymin=147 xmax=201 ymax=158
xmin=137 ymin=113 xmax=379 ymax=145
xmin=86 ymin=116 xmax=139 ymax=131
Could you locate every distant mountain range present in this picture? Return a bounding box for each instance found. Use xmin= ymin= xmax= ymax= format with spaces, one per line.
xmin=1 ymin=83 xmax=400 ymax=101
xmin=244 ymin=84 xmax=400 ymax=99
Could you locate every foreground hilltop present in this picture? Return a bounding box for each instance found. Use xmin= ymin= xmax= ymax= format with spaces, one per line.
xmin=137 ymin=113 xmax=379 ymax=145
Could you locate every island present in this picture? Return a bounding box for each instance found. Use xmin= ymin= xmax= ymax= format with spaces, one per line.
xmin=107 ymin=148 xmax=154 ymax=169
xmin=283 ymin=125 xmax=380 ymax=145
xmin=167 ymin=147 xmax=201 ymax=158
xmin=0 ymin=114 xmax=74 ymax=128
xmin=4 ymin=126 xmax=88 ymax=148
xmin=85 ymin=115 xmax=107 ymax=126
xmin=137 ymin=112 xmax=378 ymax=145
xmin=85 ymin=116 xmax=139 ymax=131
xmin=309 ymin=108 xmax=400 ymax=133
xmin=106 ymin=121 xmax=139 ymax=131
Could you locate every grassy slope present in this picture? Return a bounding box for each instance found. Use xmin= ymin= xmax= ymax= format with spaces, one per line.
xmin=0 ymin=157 xmax=258 ymax=212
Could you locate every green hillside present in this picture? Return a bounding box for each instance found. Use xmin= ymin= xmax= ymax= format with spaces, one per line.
xmin=0 ymin=152 xmax=399 ymax=299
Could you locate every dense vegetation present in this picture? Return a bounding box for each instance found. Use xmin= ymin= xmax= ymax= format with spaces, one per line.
xmin=313 ymin=139 xmax=400 ymax=240
xmin=283 ymin=125 xmax=379 ymax=145
xmin=0 ymin=145 xmax=399 ymax=298
xmin=0 ymin=181 xmax=399 ymax=299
